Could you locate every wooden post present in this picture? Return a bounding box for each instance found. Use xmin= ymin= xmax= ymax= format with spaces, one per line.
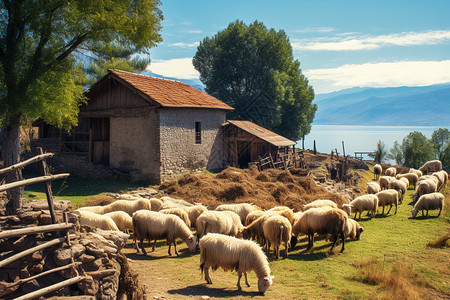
xmin=88 ymin=128 xmax=93 ymax=162
xmin=342 ymin=141 xmax=346 ymax=158
xmin=36 ymin=147 xmax=56 ymax=224
xmin=0 ymin=223 xmax=74 ymax=239
xmin=313 ymin=140 xmax=317 ymax=155
xmin=14 ymin=275 xmax=87 ymax=300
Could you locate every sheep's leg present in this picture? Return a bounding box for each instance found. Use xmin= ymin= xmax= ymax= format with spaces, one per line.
xmin=340 ymin=231 xmax=345 ymax=252
xmin=244 ymin=272 xmax=250 ymax=287
xmin=425 ymin=210 xmax=429 ymax=217
xmin=140 ymin=237 xmax=147 ymax=256
xmin=422 ymin=210 xmax=425 ymax=216
xmin=276 ymin=245 xmax=280 ymax=260
xmin=382 ymin=205 xmax=385 ymax=215
xmin=237 ymin=271 xmax=243 ymax=290
xmin=438 ymin=207 xmax=442 ymax=216
xmin=152 ymin=239 xmax=157 ymax=252
xmin=204 ymin=267 xmax=212 ymax=284
xmin=168 ymin=239 xmax=172 ymax=256
xmin=284 ymin=241 xmax=289 ymax=258
xmin=174 ymin=241 xmax=179 ymax=256
xmin=394 ymin=204 xmax=398 ymax=215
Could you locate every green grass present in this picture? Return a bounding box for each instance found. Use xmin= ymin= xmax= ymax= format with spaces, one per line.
xmin=122 ymin=185 xmax=450 ymax=299
xmin=23 ymin=170 xmax=143 ymax=208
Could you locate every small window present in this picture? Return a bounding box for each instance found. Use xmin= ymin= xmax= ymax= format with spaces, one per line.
xmin=195 ymin=122 xmax=201 ymax=144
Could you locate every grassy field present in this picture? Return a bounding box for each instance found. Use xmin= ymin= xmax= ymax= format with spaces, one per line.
xmin=121 ymin=184 xmax=449 ymax=299
xmin=25 ymin=169 xmax=450 ymax=299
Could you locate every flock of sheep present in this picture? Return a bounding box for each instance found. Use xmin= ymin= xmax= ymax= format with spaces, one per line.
xmin=74 ymin=159 xmax=447 ymax=294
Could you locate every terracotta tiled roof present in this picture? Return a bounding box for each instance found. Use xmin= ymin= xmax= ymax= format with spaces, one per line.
xmin=225 ymin=120 xmax=296 ymax=147
xmin=107 ymin=69 xmax=233 ymax=110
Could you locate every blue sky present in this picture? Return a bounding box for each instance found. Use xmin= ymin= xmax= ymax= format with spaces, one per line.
xmin=146 ymin=0 xmax=450 ymax=94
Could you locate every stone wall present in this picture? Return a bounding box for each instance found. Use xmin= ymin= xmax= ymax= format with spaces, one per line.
xmin=159 ymin=108 xmax=227 ymax=181
xmin=109 ymin=108 xmax=160 ymax=183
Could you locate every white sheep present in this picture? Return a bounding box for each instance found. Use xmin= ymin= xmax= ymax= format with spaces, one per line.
xmin=419 ymin=160 xmax=442 ymax=174
xmin=262 ymin=215 xmax=292 ymax=259
xmin=379 ymin=176 xmax=394 ymax=190
xmin=266 ymin=206 xmax=295 ymax=225
xmin=396 ymin=173 xmax=418 ymax=189
xmin=292 ymin=211 xmax=304 ymax=225
xmin=345 ymin=219 xmax=364 ymax=240
xmin=432 ymin=170 xmax=448 ymax=191
xmin=196 ymin=211 xmax=243 ymax=239
xmin=376 ymin=189 xmax=400 ymax=215
xmin=373 ymin=164 xmax=382 ymax=180
xmin=182 ymin=204 xmax=208 ymax=229
xmin=303 ymin=199 xmax=337 ymax=211
xmin=389 ymin=179 xmax=408 ymax=203
xmin=106 ymin=199 xmax=151 ymax=216
xmin=132 ymin=210 xmax=196 ymax=256
xmin=410 ymin=192 xmax=445 ymax=218
xmin=349 ymin=194 xmax=379 ymax=220
xmin=215 ymin=203 xmax=255 ymax=225
xmin=366 ymin=182 xmax=381 ymax=194
xmin=77 ymin=211 xmax=119 ymax=231
xmin=149 ymin=198 xmax=163 ymax=211
xmin=77 ymin=205 xmax=108 ymax=214
xmin=409 ymin=168 xmax=423 ymax=178
xmin=161 ymin=196 xmax=194 ymax=207
xmin=103 ymin=211 xmax=133 ymax=231
xmin=245 ymin=210 xmax=266 ymax=226
xmin=160 ymin=208 xmax=191 ymax=228
xmin=199 ymin=233 xmax=274 ymax=294
xmin=292 ymin=207 xmax=348 ymax=252
xmin=411 ymin=179 xmax=438 ymax=202
xmin=385 ymin=167 xmax=397 ymax=177
xmin=341 ymin=204 xmax=352 ymax=217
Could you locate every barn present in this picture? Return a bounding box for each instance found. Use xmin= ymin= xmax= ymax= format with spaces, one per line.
xmin=32 ymin=69 xmax=298 ymax=183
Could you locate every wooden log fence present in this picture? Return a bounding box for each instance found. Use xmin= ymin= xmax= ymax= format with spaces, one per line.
xmin=14 ymin=275 xmax=87 ymax=300
xmin=0 ymin=223 xmax=75 ymax=240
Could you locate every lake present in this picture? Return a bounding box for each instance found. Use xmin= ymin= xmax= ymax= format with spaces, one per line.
xmin=301 ymin=125 xmax=447 ymax=160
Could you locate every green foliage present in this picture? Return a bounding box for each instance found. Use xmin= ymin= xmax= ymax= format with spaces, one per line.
xmin=193 ymin=20 xmax=316 ymax=141
xmin=373 ymin=140 xmax=387 ymax=163
xmin=431 ymin=128 xmax=450 ymax=160
xmin=401 ymin=131 xmax=435 ymax=169
xmin=387 ymin=141 xmax=404 ymax=166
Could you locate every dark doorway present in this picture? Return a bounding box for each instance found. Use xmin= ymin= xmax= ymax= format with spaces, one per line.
xmin=237 ymin=141 xmax=251 ymax=168
xmin=90 ymin=117 xmax=110 ymax=165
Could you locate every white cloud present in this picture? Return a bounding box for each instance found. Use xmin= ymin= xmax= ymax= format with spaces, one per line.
xmin=293 ymin=30 xmax=450 ymax=51
xmin=186 ymin=30 xmax=203 ymax=34
xmin=169 ymin=42 xmax=200 ymax=48
xmin=304 ymin=60 xmax=450 ymax=93
xmin=295 ymin=27 xmax=335 ymax=33
xmin=147 ymin=58 xmax=199 ymax=79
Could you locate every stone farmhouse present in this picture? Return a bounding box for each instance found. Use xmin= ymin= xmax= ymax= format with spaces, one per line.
xmin=32 ymin=69 xmax=296 ymax=183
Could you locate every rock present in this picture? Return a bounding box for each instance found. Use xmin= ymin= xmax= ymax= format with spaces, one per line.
xmin=85 ymin=244 xmax=105 ymax=257
xmin=54 ymin=247 xmax=72 ymax=266
xmin=93 ymin=229 xmax=129 ymax=250
xmin=78 ymin=276 xmax=98 ymax=296
xmin=30 ymin=263 xmax=44 ymax=275
xmin=17 ymin=211 xmax=42 ymax=223
xmin=78 ymin=254 xmax=96 ymax=264
xmin=22 ymin=279 xmax=40 ymax=294
xmin=31 ymin=250 xmax=43 ymax=261
xmin=71 ymin=243 xmax=86 ymax=258
xmin=91 ymin=258 xmax=103 ymax=270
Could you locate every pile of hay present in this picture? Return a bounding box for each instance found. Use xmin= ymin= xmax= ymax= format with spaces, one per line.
xmin=158 ymin=166 xmax=348 ymax=211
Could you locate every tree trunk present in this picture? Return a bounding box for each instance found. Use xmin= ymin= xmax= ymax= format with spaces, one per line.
xmin=302 ymin=136 xmax=305 ymax=150
xmin=3 ymin=115 xmax=23 ymax=215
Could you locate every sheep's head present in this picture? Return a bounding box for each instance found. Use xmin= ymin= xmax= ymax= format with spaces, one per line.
xmin=258 ymin=275 xmax=274 ymax=294
xmin=239 ymin=227 xmax=251 ymax=240
xmin=410 ymin=208 xmax=419 ymax=218
xmin=342 ymin=204 xmax=352 ymax=216
xmin=186 ymin=235 xmax=197 ymax=252
xmin=356 ymin=226 xmax=364 ymax=240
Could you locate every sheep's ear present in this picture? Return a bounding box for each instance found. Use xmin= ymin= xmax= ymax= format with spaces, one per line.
xmin=360 ymin=227 xmax=364 ymax=232
xmin=270 ymin=275 xmax=275 ymax=280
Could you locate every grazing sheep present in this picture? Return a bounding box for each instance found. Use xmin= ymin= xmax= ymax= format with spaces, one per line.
xmin=419 ymin=160 xmax=442 ymax=174
xmin=432 ymin=170 xmax=448 ymax=191
xmin=266 ymin=207 xmax=295 ymax=225
xmin=160 ymin=208 xmax=191 ymax=228
xmin=303 ymin=199 xmax=337 ymax=211
xmin=267 ymin=206 xmax=292 ymax=212
xmin=373 ymin=164 xmax=382 ymax=180
xmin=245 ymin=210 xmax=266 ymax=226
xmin=399 ymin=177 xmax=410 ymax=187
xmin=149 ymin=198 xmax=163 ymax=211
xmin=367 ymin=182 xmax=381 ymax=194
xmin=389 ymin=179 xmax=408 ymax=203
xmin=396 ymin=173 xmax=418 ymax=189
xmin=182 ymin=205 xmax=208 ymax=229
xmin=349 ymin=194 xmax=379 ymax=220
xmin=77 ymin=211 xmax=119 ymax=231
xmin=104 ymin=211 xmax=133 ymax=231
xmin=199 ymin=233 xmax=274 ymax=294
xmin=132 ymin=210 xmax=196 ymax=256
xmin=341 ymin=204 xmax=352 ymax=217
xmin=345 ymin=219 xmax=364 ymax=240
xmin=215 ymin=203 xmax=255 ymax=225
xmin=410 ymin=192 xmax=445 ymax=218
xmin=376 ymin=189 xmax=400 ymax=215
xmin=161 ymin=196 xmax=194 ymax=207
xmin=292 ymin=211 xmax=304 ymax=225
xmin=77 ymin=206 xmax=107 ymax=214
xmin=292 ymin=207 xmax=348 ymax=252
xmin=241 ymin=213 xmax=278 ymax=246
xmin=409 ymin=168 xmax=423 ymax=178
xmin=411 ymin=179 xmax=438 ymax=202
xmin=385 ymin=167 xmax=397 ymax=177
xmin=196 ymin=211 xmax=243 ymax=239
xmin=379 ymin=176 xmax=395 ymax=190
xmin=106 ymin=199 xmax=151 ymax=216
xmin=263 ymin=215 xmax=292 ymax=259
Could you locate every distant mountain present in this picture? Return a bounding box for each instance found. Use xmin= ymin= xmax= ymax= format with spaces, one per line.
xmin=142 ymin=71 xmax=205 ymax=91
xmin=314 ymin=84 xmax=450 ymax=126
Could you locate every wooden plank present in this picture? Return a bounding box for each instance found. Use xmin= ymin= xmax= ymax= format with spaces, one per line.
xmin=14 ymin=275 xmax=87 ymax=300
xmin=0 ymin=174 xmax=70 ymax=193
xmin=0 ymin=223 xmax=74 ymax=239
xmin=36 ymin=147 xmax=56 ymax=224
xmin=0 ymin=237 xmax=66 ymax=268
xmin=0 ymin=153 xmax=54 ymax=175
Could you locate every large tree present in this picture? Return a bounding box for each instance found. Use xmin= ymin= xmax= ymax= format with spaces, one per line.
xmin=401 ymin=131 xmax=435 ymax=169
xmin=193 ymin=20 xmax=316 ymax=142
xmin=0 ymin=0 xmax=163 ymax=214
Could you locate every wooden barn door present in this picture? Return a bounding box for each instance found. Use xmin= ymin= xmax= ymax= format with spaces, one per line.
xmin=90 ymin=117 xmax=110 ymax=165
